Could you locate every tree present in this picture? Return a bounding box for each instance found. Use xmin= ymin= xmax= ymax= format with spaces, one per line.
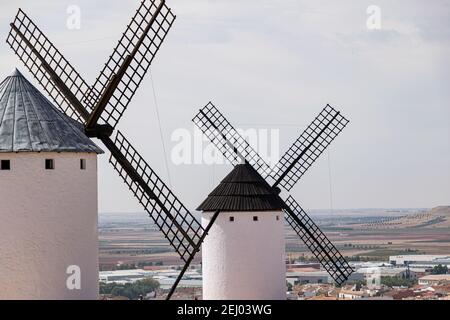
xmin=100 ymin=277 xmax=160 ymax=300
xmin=431 ymin=264 xmax=448 ymax=275
xmin=286 ymin=281 xmax=293 ymax=292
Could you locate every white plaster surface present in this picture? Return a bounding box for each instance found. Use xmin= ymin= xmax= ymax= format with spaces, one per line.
xmin=0 ymin=152 xmax=99 ymax=300
xmin=202 ymin=211 xmax=286 ymax=300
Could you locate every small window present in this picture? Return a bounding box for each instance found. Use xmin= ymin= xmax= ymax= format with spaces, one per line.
xmin=1 ymin=160 xmax=11 ymax=170
xmin=229 ymin=216 xmax=235 ymax=222
xmin=276 ymin=215 xmax=280 ymax=221
xmin=253 ymin=216 xmax=258 ymax=222
xmin=80 ymin=159 xmax=86 ymax=170
xmin=45 ymin=159 xmax=54 ymax=170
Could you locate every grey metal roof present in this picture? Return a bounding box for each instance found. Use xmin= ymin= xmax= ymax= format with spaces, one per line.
xmin=197 ymin=164 xmax=284 ymax=212
xmin=0 ymin=69 xmax=103 ymax=153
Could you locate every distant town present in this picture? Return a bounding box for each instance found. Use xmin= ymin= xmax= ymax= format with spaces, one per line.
xmin=98 ymin=206 xmax=450 ymax=300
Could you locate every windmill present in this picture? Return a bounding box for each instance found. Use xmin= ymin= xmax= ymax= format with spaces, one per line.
xmin=6 ymin=0 xmax=217 ymax=300
xmin=191 ymin=102 xmax=354 ymax=296
xmin=0 ymin=69 xmax=104 ymax=299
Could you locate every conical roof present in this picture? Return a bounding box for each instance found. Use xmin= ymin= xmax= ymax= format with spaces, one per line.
xmin=197 ymin=164 xmax=283 ymax=212
xmin=0 ymin=69 xmax=103 ymax=153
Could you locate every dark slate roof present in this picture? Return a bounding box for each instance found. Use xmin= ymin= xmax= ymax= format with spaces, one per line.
xmin=0 ymin=69 xmax=103 ymax=153
xmin=197 ymin=164 xmax=284 ymax=212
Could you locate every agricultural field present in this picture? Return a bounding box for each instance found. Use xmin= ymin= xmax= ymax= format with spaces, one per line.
xmin=99 ymin=207 xmax=450 ymax=269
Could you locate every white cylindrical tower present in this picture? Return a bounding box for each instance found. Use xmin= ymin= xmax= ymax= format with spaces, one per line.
xmin=0 ymin=70 xmax=103 ymax=300
xmin=198 ymin=164 xmax=286 ymax=300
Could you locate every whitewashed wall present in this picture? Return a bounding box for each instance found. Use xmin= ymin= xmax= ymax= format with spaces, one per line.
xmin=0 ymin=152 xmax=99 ymax=300
xmin=202 ymin=211 xmax=286 ymax=300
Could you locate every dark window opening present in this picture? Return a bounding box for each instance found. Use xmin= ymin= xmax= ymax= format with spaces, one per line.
xmin=80 ymin=159 xmax=86 ymax=170
xmin=229 ymin=216 xmax=235 ymax=222
xmin=253 ymin=216 xmax=258 ymax=222
xmin=1 ymin=160 xmax=11 ymax=170
xmin=45 ymin=159 xmax=54 ymax=170
xmin=276 ymin=215 xmax=280 ymax=221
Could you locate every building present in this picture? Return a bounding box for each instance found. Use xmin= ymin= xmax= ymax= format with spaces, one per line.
xmin=99 ymin=268 xmax=203 ymax=290
xmin=337 ymin=284 xmax=383 ymax=300
xmin=418 ymin=275 xmax=450 ymax=286
xmin=287 ymin=268 xmax=364 ymax=286
xmin=287 ymin=270 xmax=330 ymax=285
xmin=357 ymin=266 xmax=417 ymax=282
xmin=338 ymin=289 xmax=367 ymax=300
xmin=383 ymin=289 xmax=417 ymax=300
xmin=157 ymin=276 xmax=203 ymax=290
xmin=0 ymin=70 xmax=103 ymax=299
xmin=198 ymin=164 xmax=286 ymax=300
xmin=389 ymin=255 xmax=450 ymax=267
xmin=99 ymin=269 xmax=155 ymax=284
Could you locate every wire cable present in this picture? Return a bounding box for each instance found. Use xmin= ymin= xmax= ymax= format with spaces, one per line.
xmin=149 ymin=68 xmax=172 ymax=188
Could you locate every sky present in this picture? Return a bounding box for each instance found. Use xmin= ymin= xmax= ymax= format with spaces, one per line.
xmin=0 ymin=0 xmax=449 ymax=212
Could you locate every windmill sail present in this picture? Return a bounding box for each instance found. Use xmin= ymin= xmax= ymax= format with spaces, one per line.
xmin=106 ymin=131 xmax=204 ymax=263
xmin=284 ymin=196 xmax=353 ymax=285
xmin=272 ymin=104 xmax=349 ymax=191
xmin=88 ymin=0 xmax=176 ymax=129
xmin=193 ymin=102 xmax=272 ymax=179
xmin=7 ymin=9 xmax=94 ymax=123
xmin=193 ymin=102 xmax=354 ymax=285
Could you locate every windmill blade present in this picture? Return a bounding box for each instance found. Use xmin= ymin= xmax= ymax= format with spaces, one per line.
xmin=104 ymin=131 xmax=204 ymax=263
xmin=87 ymin=0 xmax=176 ymax=129
xmin=283 ymin=195 xmax=353 ymax=285
xmin=192 ymin=102 xmax=272 ymax=178
xmin=272 ymin=104 xmax=349 ymax=191
xmin=7 ymin=9 xmax=93 ymax=123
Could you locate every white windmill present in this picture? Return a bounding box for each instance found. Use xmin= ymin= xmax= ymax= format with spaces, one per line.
xmin=198 ymin=163 xmax=286 ymax=300
xmin=3 ymin=0 xmax=178 ymax=300
xmin=0 ymin=70 xmax=103 ymax=299
xmin=192 ymin=102 xmax=353 ymax=300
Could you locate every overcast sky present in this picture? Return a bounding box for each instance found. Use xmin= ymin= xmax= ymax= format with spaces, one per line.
xmin=0 ymin=0 xmax=449 ymax=212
